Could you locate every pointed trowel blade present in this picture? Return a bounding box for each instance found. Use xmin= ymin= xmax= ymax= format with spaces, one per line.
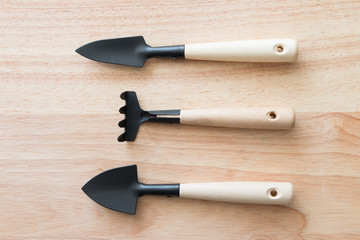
xmin=82 ymin=165 xmax=139 ymax=214
xmin=75 ymin=36 xmax=148 ymax=67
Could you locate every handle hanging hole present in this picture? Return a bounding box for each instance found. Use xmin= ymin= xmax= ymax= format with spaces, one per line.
xmin=270 ymin=189 xmax=278 ymax=197
xmin=273 ymin=44 xmax=286 ymax=55
xmin=267 ymin=188 xmax=280 ymax=199
xmin=267 ymin=111 xmax=278 ymax=120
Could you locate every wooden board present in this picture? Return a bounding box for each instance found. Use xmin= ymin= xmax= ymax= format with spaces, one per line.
xmin=1 ymin=1 xmax=360 ymax=239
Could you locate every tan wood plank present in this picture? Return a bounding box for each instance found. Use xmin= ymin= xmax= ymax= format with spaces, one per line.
xmin=0 ymin=113 xmax=359 ymax=239
xmin=1 ymin=0 xmax=360 ymax=239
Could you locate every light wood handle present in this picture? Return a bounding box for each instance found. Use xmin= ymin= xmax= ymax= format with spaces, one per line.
xmin=184 ymin=39 xmax=298 ymax=62
xmin=180 ymin=108 xmax=295 ymax=129
xmin=180 ymin=182 xmax=293 ymax=205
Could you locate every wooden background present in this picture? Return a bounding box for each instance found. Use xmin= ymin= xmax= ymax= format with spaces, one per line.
xmin=1 ymin=0 xmax=360 ymax=239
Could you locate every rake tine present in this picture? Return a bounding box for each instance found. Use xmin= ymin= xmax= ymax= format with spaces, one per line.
xmin=120 ymin=92 xmax=128 ymax=100
xmin=119 ymin=106 xmax=126 ymax=114
xmin=118 ymin=133 xmax=126 ymax=142
xmin=118 ymin=120 xmax=126 ymax=128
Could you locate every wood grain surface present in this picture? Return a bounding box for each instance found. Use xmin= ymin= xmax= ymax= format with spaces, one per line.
xmin=1 ymin=0 xmax=360 ymax=239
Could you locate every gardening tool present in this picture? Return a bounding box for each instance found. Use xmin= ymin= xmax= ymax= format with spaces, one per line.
xmin=82 ymin=165 xmax=293 ymax=214
xmin=118 ymin=91 xmax=295 ymax=141
xmin=76 ymin=36 xmax=298 ymax=67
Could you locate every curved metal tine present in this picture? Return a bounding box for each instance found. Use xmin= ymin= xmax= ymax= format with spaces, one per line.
xmin=117 ymin=133 xmax=126 ymax=142
xmin=120 ymin=91 xmax=128 ymax=100
xmin=118 ymin=119 xmax=126 ymax=128
xmin=119 ymin=106 xmax=126 ymax=114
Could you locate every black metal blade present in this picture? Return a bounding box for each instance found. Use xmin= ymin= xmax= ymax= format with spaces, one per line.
xmin=82 ymin=165 xmax=139 ymax=214
xmin=76 ymin=36 xmax=148 ymax=67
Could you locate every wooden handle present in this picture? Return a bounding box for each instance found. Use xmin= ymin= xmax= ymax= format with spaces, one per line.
xmin=184 ymin=39 xmax=298 ymax=62
xmin=180 ymin=182 xmax=293 ymax=205
xmin=180 ymin=108 xmax=295 ymax=129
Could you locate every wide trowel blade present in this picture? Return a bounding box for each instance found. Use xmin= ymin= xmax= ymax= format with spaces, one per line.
xmin=82 ymin=165 xmax=139 ymax=214
xmin=75 ymin=36 xmax=148 ymax=67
